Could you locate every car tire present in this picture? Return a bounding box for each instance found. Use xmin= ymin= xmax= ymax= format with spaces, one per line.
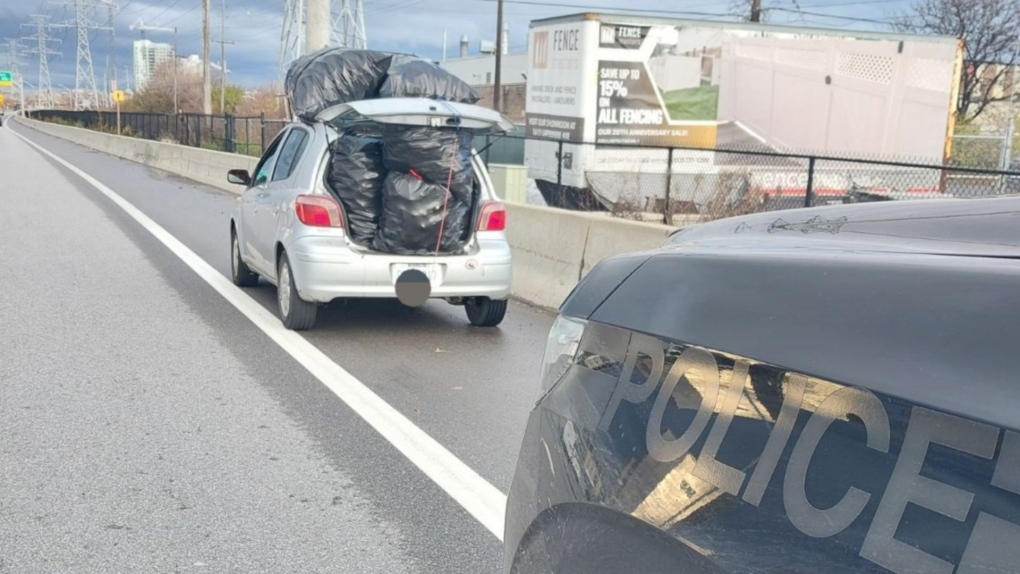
xmin=466 ymin=297 xmax=507 ymax=327
xmin=277 ymin=252 xmax=317 ymax=331
xmin=231 ymin=230 xmax=259 ymax=287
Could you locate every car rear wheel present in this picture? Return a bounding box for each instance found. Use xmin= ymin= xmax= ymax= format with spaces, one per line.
xmin=277 ymin=252 xmax=317 ymax=331
xmin=231 ymin=230 xmax=259 ymax=287
xmin=466 ymin=297 xmax=507 ymax=327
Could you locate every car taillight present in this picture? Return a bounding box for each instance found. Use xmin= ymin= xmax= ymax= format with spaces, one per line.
xmin=295 ymin=195 xmax=343 ymax=228
xmin=477 ymin=201 xmax=507 ymax=232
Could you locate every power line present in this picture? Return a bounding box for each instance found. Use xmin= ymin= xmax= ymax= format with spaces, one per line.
xmin=770 ymin=7 xmax=893 ymax=25
xmin=455 ymin=0 xmax=732 ymax=18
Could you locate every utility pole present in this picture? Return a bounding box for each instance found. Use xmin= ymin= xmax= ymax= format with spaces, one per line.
xmin=103 ymin=0 xmax=116 ymax=99
xmin=750 ymin=0 xmax=762 ymax=22
xmin=215 ymin=0 xmax=235 ymax=114
xmin=22 ymin=15 xmax=61 ymax=109
xmin=203 ymin=0 xmax=212 ymax=114
xmin=493 ymin=0 xmax=504 ymax=113
xmin=306 ymin=0 xmax=330 ymax=53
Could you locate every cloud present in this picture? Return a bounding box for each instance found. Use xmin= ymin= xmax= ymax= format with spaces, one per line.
xmin=1 ymin=0 xmax=912 ymax=92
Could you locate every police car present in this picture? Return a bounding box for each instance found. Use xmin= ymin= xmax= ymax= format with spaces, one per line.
xmin=504 ymin=196 xmax=1020 ymax=573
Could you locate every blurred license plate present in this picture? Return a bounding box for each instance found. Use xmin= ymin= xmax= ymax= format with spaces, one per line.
xmin=392 ymin=263 xmax=442 ymax=287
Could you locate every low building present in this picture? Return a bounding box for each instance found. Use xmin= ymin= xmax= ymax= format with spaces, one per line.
xmin=441 ymin=52 xmax=528 ymax=123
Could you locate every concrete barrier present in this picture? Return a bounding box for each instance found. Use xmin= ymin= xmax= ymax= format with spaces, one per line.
xmin=16 ymin=116 xmax=677 ymax=310
xmin=506 ymin=203 xmax=596 ymax=308
xmin=505 ymin=204 xmax=676 ymax=309
xmin=16 ymin=116 xmax=256 ymax=194
xmin=580 ymin=216 xmax=675 ymax=277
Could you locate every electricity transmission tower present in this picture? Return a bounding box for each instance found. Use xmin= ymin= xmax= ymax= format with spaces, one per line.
xmin=51 ymin=0 xmax=111 ymax=110
xmin=280 ymin=0 xmax=366 ymax=78
xmin=332 ymin=0 xmax=367 ymax=50
xmin=280 ymin=0 xmax=305 ymax=77
xmin=4 ymin=39 xmax=28 ymax=109
xmin=21 ymin=15 xmax=61 ymax=109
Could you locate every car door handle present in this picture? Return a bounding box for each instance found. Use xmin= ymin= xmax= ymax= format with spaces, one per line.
xmin=257 ymin=192 xmax=270 ymax=198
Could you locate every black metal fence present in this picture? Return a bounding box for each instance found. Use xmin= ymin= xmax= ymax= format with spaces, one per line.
xmin=27 ymin=109 xmax=1020 ymax=226
xmin=27 ymin=110 xmax=290 ymax=157
xmin=488 ymin=135 xmax=1020 ymax=224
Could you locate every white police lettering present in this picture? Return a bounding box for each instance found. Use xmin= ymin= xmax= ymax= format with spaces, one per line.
xmin=597 ymin=333 xmax=664 ymax=432
xmin=593 ymin=334 xmax=1020 ymax=573
xmin=692 ymin=360 xmax=750 ymax=495
xmin=646 ymin=347 xmax=719 ymax=463
xmin=784 ymin=387 xmax=890 ymax=538
xmin=860 ymin=408 xmax=998 ymax=574
xmin=742 ymin=373 xmax=806 ymax=506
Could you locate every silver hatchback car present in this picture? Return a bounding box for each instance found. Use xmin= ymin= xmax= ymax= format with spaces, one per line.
xmin=228 ymin=98 xmax=515 ymax=331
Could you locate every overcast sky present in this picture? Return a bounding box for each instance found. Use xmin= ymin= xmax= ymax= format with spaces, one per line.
xmin=0 ymin=0 xmax=914 ymax=90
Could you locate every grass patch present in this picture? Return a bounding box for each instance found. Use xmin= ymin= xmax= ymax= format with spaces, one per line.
xmin=663 ymin=85 xmax=719 ymax=121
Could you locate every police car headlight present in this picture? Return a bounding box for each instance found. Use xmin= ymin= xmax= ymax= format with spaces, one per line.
xmin=538 ymin=315 xmax=586 ymax=401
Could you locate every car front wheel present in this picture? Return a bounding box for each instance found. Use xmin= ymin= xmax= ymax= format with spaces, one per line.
xmin=277 ymin=252 xmax=317 ymax=331
xmin=466 ymin=297 xmax=508 ymax=327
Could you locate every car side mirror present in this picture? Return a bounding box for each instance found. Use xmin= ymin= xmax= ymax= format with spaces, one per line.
xmin=227 ymin=169 xmax=251 ymax=186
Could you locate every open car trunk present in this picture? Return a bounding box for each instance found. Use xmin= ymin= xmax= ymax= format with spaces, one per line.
xmin=317 ymin=98 xmax=513 ymax=256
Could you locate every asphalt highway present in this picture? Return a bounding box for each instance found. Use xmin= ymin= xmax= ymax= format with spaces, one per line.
xmin=0 ymin=118 xmax=555 ymax=573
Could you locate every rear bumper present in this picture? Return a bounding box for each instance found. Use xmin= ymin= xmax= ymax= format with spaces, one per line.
xmin=286 ymin=235 xmax=513 ymax=303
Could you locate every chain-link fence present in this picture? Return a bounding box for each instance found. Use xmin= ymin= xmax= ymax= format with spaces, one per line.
xmin=27 ymin=110 xmax=290 ymax=157
xmin=27 ymin=110 xmax=1020 ymax=226
xmin=495 ymin=136 xmax=1020 ymax=225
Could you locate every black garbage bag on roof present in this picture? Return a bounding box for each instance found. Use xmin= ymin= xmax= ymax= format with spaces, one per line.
xmin=380 ymin=59 xmax=482 ymax=104
xmin=381 ymin=126 xmax=476 ymax=203
xmin=373 ymin=171 xmax=472 ymax=255
xmin=286 ymin=49 xmax=398 ymax=121
xmin=327 ymin=128 xmax=386 ymax=244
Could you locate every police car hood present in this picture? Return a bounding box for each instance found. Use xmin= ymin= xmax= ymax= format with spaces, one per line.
xmin=562 ymin=195 xmax=1020 ymax=431
xmin=664 ymin=195 xmax=1020 ymax=259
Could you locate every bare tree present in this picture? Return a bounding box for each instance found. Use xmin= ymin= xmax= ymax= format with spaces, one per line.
xmin=729 ymin=0 xmax=771 ymax=22
xmin=896 ymin=0 xmax=1020 ymax=121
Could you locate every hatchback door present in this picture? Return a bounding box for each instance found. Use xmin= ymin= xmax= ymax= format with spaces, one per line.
xmin=314 ymin=98 xmax=515 ymax=133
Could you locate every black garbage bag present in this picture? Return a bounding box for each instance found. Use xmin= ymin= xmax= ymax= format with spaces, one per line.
xmin=380 ymin=59 xmax=482 ymax=104
xmin=381 ymin=126 xmax=476 ymax=203
xmin=327 ymin=129 xmax=386 ymax=244
xmin=286 ymin=49 xmax=398 ymax=121
xmin=373 ymin=172 xmax=472 ymax=255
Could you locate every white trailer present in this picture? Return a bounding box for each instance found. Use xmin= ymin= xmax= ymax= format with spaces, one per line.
xmin=524 ymin=13 xmax=962 ymax=210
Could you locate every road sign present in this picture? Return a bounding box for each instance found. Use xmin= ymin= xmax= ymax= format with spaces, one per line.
xmin=0 ymin=72 xmax=11 ymax=87
xmin=112 ymin=90 xmax=126 ymax=103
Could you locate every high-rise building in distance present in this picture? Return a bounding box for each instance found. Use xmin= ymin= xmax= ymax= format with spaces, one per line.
xmin=133 ymin=39 xmax=174 ymax=92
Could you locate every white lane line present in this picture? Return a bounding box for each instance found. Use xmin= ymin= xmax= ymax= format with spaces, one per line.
xmin=10 ymin=125 xmax=508 ymax=541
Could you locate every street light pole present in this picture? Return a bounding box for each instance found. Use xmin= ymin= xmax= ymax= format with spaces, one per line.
xmin=203 ymin=0 xmax=212 ymax=115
